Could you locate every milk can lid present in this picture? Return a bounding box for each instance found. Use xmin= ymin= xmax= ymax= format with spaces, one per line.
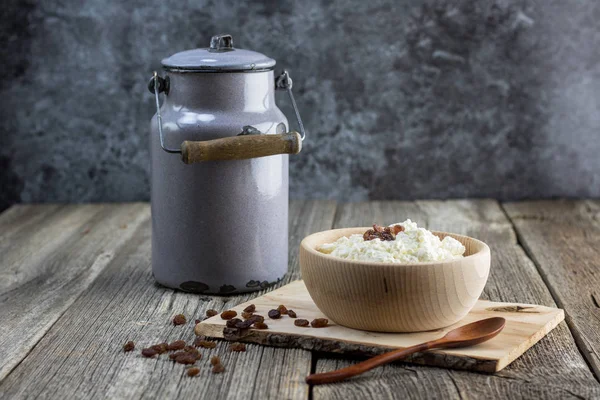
xmin=161 ymin=34 xmax=276 ymax=72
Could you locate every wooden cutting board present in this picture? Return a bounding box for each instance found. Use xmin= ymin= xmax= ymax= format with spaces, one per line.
xmin=195 ymin=280 xmax=564 ymax=372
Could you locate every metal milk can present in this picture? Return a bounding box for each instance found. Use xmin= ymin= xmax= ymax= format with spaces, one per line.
xmin=148 ymin=34 xmax=305 ymax=294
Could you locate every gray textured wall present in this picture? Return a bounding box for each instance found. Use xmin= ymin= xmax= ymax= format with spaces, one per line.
xmin=1 ymin=0 xmax=599 ymax=211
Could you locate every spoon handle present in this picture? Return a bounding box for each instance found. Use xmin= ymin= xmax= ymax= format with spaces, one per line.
xmin=305 ymin=339 xmax=444 ymax=385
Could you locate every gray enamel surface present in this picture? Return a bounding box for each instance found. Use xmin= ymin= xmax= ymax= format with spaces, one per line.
xmin=1 ymin=0 xmax=600 ymax=211
xmin=161 ymin=47 xmax=276 ymax=72
xmin=150 ymin=71 xmax=289 ymax=293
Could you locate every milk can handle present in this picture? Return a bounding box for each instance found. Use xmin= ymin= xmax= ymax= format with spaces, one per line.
xmin=275 ymin=70 xmax=306 ymax=141
xmin=148 ymin=70 xmax=306 ymax=164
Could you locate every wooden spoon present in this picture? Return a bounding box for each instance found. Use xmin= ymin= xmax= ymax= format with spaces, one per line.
xmin=305 ymin=317 xmax=506 ymax=385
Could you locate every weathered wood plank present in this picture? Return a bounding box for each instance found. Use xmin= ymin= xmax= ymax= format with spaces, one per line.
xmin=504 ymin=200 xmax=600 ymax=379
xmin=0 ymin=203 xmax=150 ymax=381
xmin=0 ymin=200 xmax=336 ymax=400
xmin=313 ymin=200 xmax=600 ymax=400
xmin=0 ymin=204 xmax=102 ymax=294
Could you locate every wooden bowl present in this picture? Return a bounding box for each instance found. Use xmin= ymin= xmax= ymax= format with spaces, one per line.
xmin=299 ymin=228 xmax=490 ymax=332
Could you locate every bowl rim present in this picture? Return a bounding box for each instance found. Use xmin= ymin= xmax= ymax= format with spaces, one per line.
xmin=300 ymin=227 xmax=490 ymax=267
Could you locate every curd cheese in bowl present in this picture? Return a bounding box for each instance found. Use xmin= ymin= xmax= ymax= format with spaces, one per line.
xmin=317 ymin=219 xmax=465 ymax=263
xmin=300 ymin=225 xmax=491 ymax=332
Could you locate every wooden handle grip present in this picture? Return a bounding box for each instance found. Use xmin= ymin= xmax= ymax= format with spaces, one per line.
xmin=181 ymin=132 xmax=302 ymax=164
xmin=305 ymin=341 xmax=438 ymax=385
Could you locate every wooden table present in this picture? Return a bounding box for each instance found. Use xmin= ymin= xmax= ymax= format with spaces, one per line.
xmin=0 ymin=200 xmax=599 ymax=399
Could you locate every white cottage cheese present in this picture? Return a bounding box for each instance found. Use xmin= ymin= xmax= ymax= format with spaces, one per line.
xmin=318 ymin=219 xmax=465 ymax=263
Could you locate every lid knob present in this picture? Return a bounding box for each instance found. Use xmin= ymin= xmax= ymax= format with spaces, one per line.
xmin=209 ymin=34 xmax=234 ymax=52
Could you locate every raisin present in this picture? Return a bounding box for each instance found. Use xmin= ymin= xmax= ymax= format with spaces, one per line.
xmin=184 ymin=345 xmax=200 ymax=354
xmin=206 ymin=309 xmax=218 ymax=318
xmin=363 ymin=224 xmax=404 ymax=241
xmin=169 ymin=351 xmax=186 ymax=360
xmin=294 ymin=319 xmax=309 ymax=327
xmin=287 ymin=310 xmax=297 ymax=318
xmin=277 ymin=305 xmax=288 ymax=315
xmin=253 ymin=322 xmax=268 ymax=329
xmin=268 ymin=309 xmax=281 ymax=319
xmin=226 ymin=318 xmax=242 ymax=328
xmin=167 ymin=340 xmax=186 ymax=351
xmin=212 ymin=363 xmax=225 ymax=374
xmin=187 ymin=367 xmax=200 ymax=377
xmin=195 ymin=319 xmax=201 ymax=324
xmin=250 ymin=315 xmax=265 ymax=324
xmin=229 ymin=342 xmax=246 ymax=352
xmin=210 ymin=356 xmax=221 ymax=366
xmin=123 ymin=341 xmax=135 ymax=352
xmin=141 ymin=348 xmax=158 ymax=358
xmin=241 ymin=311 xmax=254 ymax=320
xmin=173 ymin=314 xmax=187 ymax=325
xmin=194 ymin=339 xmax=217 ymax=349
xmin=175 ymin=353 xmax=197 ymax=365
xmin=220 ymin=310 xmax=237 ymax=320
xmin=311 ymin=318 xmax=329 ymax=328
xmin=184 ymin=348 xmax=202 ymax=361
xmin=391 ymin=224 xmax=404 ymax=235
xmin=223 ymin=327 xmax=249 ymax=340
xmin=235 ymin=319 xmax=253 ymax=329
xmin=243 ymin=304 xmax=256 ymax=313
xmin=150 ymin=343 xmax=169 ymax=354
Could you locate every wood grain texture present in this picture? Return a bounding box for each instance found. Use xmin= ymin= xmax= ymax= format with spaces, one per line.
xmin=0 ymin=200 xmax=336 ymax=400
xmin=0 ymin=203 xmax=150 ymax=381
xmin=300 ymin=229 xmax=490 ymax=332
xmin=196 ymin=280 xmax=564 ymax=373
xmin=504 ymin=200 xmax=600 ymax=379
xmin=312 ymin=200 xmax=600 ymax=400
xmin=181 ymin=132 xmax=302 ymax=163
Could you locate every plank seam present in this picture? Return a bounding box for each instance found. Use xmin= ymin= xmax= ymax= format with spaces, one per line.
xmin=309 ymin=201 xmax=338 ymax=400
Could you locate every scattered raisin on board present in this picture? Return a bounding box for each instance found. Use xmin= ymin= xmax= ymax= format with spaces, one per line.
xmin=268 ymin=309 xmax=281 ymax=319
xmin=212 ymin=363 xmax=225 ymax=374
xmin=241 ymin=311 xmax=254 ymax=320
xmin=210 ymin=356 xmax=221 ymax=366
xmin=173 ymin=314 xmax=187 ymax=325
xmin=311 ymin=318 xmax=329 ymax=328
xmin=123 ymin=341 xmax=135 ymax=352
xmin=229 ymin=342 xmax=247 ymax=352
xmin=141 ymin=348 xmax=158 ymax=358
xmin=195 ymin=319 xmax=201 ymax=324
xmin=235 ymin=319 xmax=253 ymax=329
xmin=277 ymin=305 xmax=288 ymax=315
xmin=250 ymin=315 xmax=264 ymax=324
xmin=206 ymin=309 xmax=218 ymax=318
xmin=150 ymin=343 xmax=169 ymax=354
xmin=226 ymin=318 xmax=242 ymax=328
xmin=287 ymin=310 xmax=297 ymax=318
xmin=167 ymin=340 xmax=186 ymax=351
xmin=294 ymin=319 xmax=309 ymax=327
xmin=253 ymin=322 xmax=268 ymax=329
xmin=194 ymin=339 xmax=217 ymax=349
xmin=221 ymin=310 xmax=237 ymax=320
xmin=243 ymin=304 xmax=256 ymax=313
xmin=187 ymin=367 xmax=200 ymax=377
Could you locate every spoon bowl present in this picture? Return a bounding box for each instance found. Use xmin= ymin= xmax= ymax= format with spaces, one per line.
xmin=442 ymin=316 xmax=506 ymax=348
